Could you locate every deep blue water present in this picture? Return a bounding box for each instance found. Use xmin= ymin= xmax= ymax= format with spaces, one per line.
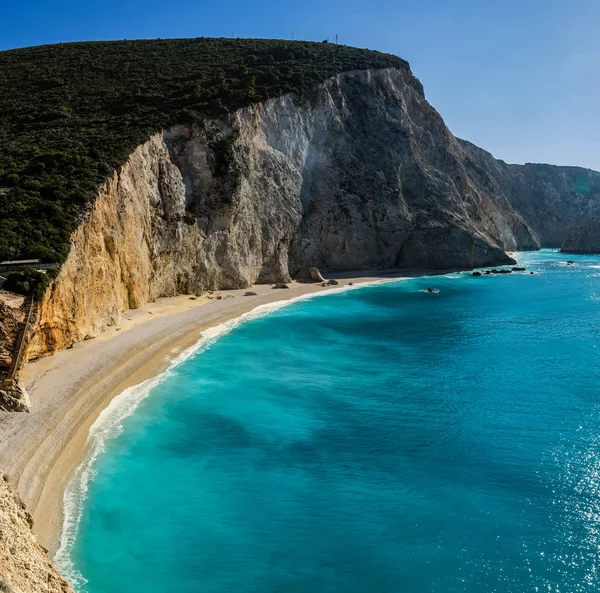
xmin=61 ymin=251 xmax=600 ymax=592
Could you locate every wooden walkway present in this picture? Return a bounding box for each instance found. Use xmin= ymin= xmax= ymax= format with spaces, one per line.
xmin=6 ymin=297 xmax=36 ymax=380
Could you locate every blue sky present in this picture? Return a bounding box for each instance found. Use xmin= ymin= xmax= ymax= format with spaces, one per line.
xmin=1 ymin=0 xmax=598 ymax=169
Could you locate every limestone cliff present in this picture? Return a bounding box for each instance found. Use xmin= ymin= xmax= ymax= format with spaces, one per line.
xmin=562 ymin=216 xmax=600 ymax=253
xmin=29 ymin=68 xmax=542 ymax=356
xmin=23 ymin=67 xmax=600 ymax=358
xmin=0 ymin=474 xmax=72 ymax=593
xmin=459 ymin=140 xmax=600 ymax=246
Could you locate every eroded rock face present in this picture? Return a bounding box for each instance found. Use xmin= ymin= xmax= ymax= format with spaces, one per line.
xmin=0 ymin=380 xmax=30 ymax=413
xmin=0 ymin=474 xmax=73 ymax=593
xmin=27 ymin=67 xmax=581 ymax=357
xmin=562 ymin=216 xmax=600 ymax=254
xmin=459 ymin=140 xmax=600 ymax=246
xmin=0 ymin=298 xmax=23 ymax=371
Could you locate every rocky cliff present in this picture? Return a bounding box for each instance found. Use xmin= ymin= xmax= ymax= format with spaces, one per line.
xmin=562 ymin=216 xmax=600 ymax=253
xmin=458 ymin=140 xmax=600 ymax=246
xmin=17 ymin=67 xmax=600 ymax=360
xmin=0 ymin=474 xmax=72 ymax=593
xmin=29 ymin=67 xmax=544 ymax=356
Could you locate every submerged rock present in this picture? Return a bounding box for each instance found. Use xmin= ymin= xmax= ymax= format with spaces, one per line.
xmin=472 ymin=271 xmax=482 ymax=276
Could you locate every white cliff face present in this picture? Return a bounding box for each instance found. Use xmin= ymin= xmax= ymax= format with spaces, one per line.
xmin=30 ymin=68 xmax=539 ymax=357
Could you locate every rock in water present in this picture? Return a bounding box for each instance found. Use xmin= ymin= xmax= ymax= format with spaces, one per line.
xmin=308 ymin=267 xmax=326 ymax=283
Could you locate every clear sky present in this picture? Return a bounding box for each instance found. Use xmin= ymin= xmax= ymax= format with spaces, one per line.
xmin=1 ymin=0 xmax=598 ymax=170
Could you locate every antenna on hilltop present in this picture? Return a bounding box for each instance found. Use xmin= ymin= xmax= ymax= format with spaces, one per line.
xmin=336 ymin=33 xmax=338 ymax=44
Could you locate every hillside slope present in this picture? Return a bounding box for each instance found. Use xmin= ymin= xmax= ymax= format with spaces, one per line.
xmin=0 ymin=38 xmax=407 ymax=262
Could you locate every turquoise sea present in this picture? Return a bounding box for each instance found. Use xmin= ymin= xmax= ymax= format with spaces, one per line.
xmin=58 ymin=250 xmax=600 ymax=593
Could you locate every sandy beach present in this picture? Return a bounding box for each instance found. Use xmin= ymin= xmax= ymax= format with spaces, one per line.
xmin=0 ymin=273 xmax=422 ymax=556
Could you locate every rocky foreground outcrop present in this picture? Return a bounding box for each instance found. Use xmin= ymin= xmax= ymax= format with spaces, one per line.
xmin=0 ymin=474 xmax=72 ymax=593
xmin=21 ymin=66 xmax=600 ymax=358
xmin=562 ymin=216 xmax=600 ymax=253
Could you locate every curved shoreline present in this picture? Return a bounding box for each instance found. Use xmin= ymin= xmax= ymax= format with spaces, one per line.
xmin=0 ymin=273 xmax=424 ymax=558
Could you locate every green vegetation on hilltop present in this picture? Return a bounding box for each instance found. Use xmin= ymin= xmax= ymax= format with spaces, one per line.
xmin=0 ymin=38 xmax=408 ymax=262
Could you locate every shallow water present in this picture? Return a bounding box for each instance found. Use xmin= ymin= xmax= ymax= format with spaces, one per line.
xmin=62 ymin=251 xmax=600 ymax=592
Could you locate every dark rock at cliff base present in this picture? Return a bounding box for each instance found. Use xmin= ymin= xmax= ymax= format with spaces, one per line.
xmin=272 ymin=283 xmax=289 ymax=289
xmin=472 ymin=271 xmax=482 ymax=276
xmin=512 ymin=267 xmax=526 ymax=272
xmin=326 ymin=279 xmax=339 ymax=286
xmin=562 ymin=217 xmax=600 ymax=254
